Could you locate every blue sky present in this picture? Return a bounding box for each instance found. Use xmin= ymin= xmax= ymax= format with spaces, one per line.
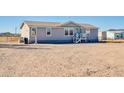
xmin=0 ymin=16 xmax=124 ymax=33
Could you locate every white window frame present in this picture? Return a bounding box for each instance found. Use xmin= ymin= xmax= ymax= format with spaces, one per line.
xmin=46 ymin=27 xmax=52 ymax=37
xmin=69 ymin=29 xmax=74 ymax=36
xmin=64 ymin=28 xmax=69 ymax=36
xmin=64 ymin=28 xmax=74 ymax=36
xmin=31 ymin=27 xmax=37 ymax=37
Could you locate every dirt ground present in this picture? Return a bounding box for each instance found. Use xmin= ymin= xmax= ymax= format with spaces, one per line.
xmin=0 ymin=43 xmax=124 ymax=77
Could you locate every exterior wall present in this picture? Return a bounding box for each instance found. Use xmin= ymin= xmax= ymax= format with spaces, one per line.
xmin=101 ymin=31 xmax=115 ymax=40
xmin=122 ymin=33 xmax=124 ymax=38
xmin=29 ymin=27 xmax=37 ymax=43
xmin=106 ymin=32 xmax=115 ymax=40
xmin=102 ymin=32 xmax=107 ymax=40
xmin=115 ymin=33 xmax=122 ymax=39
xmin=98 ymin=31 xmax=103 ymax=41
xmin=29 ymin=26 xmax=99 ymax=43
xmin=20 ymin=23 xmax=30 ymax=39
xmin=102 ymin=31 xmax=124 ymax=40
xmin=30 ymin=27 xmax=80 ymax=43
xmin=88 ymin=29 xmax=98 ymax=42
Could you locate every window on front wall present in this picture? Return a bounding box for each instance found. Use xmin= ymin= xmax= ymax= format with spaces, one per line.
xmin=70 ymin=29 xmax=73 ymax=35
xmin=65 ymin=29 xmax=68 ymax=36
xmin=31 ymin=28 xmax=36 ymax=36
xmin=65 ymin=28 xmax=74 ymax=36
xmin=46 ymin=28 xmax=52 ymax=36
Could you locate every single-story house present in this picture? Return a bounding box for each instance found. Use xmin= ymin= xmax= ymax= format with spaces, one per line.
xmin=20 ymin=21 xmax=99 ymax=44
xmin=102 ymin=29 xmax=124 ymax=40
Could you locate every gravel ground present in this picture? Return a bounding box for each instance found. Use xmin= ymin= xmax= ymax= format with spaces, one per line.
xmin=0 ymin=43 xmax=124 ymax=77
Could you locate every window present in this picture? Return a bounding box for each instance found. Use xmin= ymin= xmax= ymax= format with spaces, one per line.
xmin=46 ymin=28 xmax=52 ymax=36
xmin=70 ymin=29 xmax=73 ymax=35
xmin=65 ymin=28 xmax=74 ymax=36
xmin=115 ymin=33 xmax=122 ymax=39
xmin=31 ymin=28 xmax=36 ymax=36
xmin=65 ymin=29 xmax=68 ymax=36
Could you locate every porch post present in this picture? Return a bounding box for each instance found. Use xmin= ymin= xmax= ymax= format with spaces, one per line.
xmin=35 ymin=27 xmax=37 ymax=44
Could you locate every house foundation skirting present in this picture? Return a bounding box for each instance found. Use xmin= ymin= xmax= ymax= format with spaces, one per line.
xmin=29 ymin=39 xmax=98 ymax=44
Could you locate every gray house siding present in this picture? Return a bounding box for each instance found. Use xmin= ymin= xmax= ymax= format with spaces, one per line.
xmin=30 ymin=27 xmax=80 ymax=43
xmin=36 ymin=27 xmax=72 ymax=43
xmin=28 ymin=27 xmax=98 ymax=43
xmin=88 ymin=29 xmax=98 ymax=42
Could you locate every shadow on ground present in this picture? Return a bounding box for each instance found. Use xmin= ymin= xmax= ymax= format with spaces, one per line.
xmin=0 ymin=44 xmax=51 ymax=50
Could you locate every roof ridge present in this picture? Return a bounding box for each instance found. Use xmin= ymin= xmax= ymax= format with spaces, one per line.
xmin=24 ymin=20 xmax=61 ymax=23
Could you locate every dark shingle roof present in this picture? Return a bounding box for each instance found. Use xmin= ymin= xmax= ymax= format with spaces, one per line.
xmin=108 ymin=29 xmax=124 ymax=31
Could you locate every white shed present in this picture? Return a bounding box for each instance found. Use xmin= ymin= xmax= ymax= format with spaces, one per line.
xmin=106 ymin=31 xmax=115 ymax=40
